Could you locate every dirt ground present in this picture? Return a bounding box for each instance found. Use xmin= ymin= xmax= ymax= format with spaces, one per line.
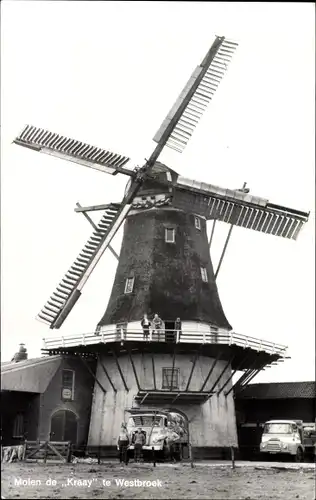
xmin=1 ymin=461 xmax=315 ymax=500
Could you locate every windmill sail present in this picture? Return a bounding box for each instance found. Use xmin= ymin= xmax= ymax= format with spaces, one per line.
xmin=173 ymin=178 xmax=309 ymax=240
xmin=153 ymin=36 xmax=238 ymax=154
xmin=14 ymin=125 xmax=133 ymax=177
xmin=37 ymin=202 xmax=132 ymax=328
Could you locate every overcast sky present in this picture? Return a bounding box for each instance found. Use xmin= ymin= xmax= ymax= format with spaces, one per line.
xmin=1 ymin=2 xmax=315 ymax=383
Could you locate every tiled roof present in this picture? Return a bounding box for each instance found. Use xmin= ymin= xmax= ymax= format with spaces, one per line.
xmin=236 ymin=381 xmax=316 ymax=399
xmin=1 ymin=355 xmax=62 ymax=393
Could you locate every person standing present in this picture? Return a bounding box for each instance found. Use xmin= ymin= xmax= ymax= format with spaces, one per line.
xmin=153 ymin=314 xmax=163 ymax=341
xmin=141 ymin=314 xmax=151 ymax=341
xmin=175 ymin=317 xmax=182 ymax=343
xmin=134 ymin=427 xmax=146 ymax=463
xmin=117 ymin=423 xmax=130 ymax=465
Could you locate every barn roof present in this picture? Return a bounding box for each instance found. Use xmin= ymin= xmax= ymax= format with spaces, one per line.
xmin=236 ymin=381 xmax=316 ymax=399
xmin=1 ymin=355 xmax=62 ymax=393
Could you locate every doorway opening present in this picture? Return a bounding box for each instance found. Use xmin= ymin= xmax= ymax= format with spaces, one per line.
xmin=164 ymin=321 xmax=176 ymax=343
xmin=50 ymin=409 xmax=78 ymax=444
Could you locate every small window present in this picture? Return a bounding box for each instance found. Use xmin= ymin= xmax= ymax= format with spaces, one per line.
xmin=124 ymin=277 xmax=134 ymax=294
xmin=162 ymin=368 xmax=179 ymax=390
xmin=195 ymin=217 xmax=201 ymax=230
xmin=12 ymin=413 xmax=24 ymax=438
xmin=165 ymin=228 xmax=175 ymax=243
xmin=62 ymin=369 xmax=75 ymax=401
xmin=201 ymin=267 xmax=208 ymax=282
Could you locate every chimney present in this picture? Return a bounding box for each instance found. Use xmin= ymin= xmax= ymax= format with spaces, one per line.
xmin=11 ymin=343 xmax=28 ymax=362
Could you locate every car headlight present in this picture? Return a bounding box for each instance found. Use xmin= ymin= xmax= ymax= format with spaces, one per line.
xmin=261 ymin=443 xmax=266 ymax=448
xmin=281 ymin=443 xmax=288 ymax=450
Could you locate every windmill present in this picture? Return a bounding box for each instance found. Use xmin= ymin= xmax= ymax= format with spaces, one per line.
xmin=14 ymin=36 xmax=309 ymax=458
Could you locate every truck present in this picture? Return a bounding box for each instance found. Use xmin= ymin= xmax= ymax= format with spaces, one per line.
xmin=260 ymin=419 xmax=316 ymax=462
xmin=125 ymin=408 xmax=189 ymax=460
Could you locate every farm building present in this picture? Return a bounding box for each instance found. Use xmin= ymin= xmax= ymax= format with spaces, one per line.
xmin=2 ymin=344 xmax=314 ymax=460
xmin=235 ymin=381 xmax=316 ymax=457
xmin=1 ymin=347 xmax=95 ymax=448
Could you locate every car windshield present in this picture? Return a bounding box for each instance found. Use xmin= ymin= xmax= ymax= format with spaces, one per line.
xmin=264 ymin=423 xmax=292 ymax=434
xmin=128 ymin=416 xmax=163 ymax=427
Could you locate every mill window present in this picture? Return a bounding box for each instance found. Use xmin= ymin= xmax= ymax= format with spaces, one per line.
xmin=61 ymin=369 xmax=75 ymax=401
xmin=124 ymin=277 xmax=134 ymax=294
xmin=165 ymin=228 xmax=175 ymax=243
xmin=194 ymin=216 xmax=201 ymax=230
xmin=12 ymin=413 xmax=24 ymax=438
xmin=201 ymin=267 xmax=208 ymax=282
xmin=162 ymin=368 xmax=179 ymax=390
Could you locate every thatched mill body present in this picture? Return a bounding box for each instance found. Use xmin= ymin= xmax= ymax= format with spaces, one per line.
xmin=14 ymin=36 xmax=309 ymax=457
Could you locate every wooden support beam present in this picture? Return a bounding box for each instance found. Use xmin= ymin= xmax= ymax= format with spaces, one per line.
xmin=170 ymin=344 xmax=177 ymax=392
xmin=240 ymin=369 xmax=260 ymax=389
xmin=209 ymin=356 xmax=235 ymax=394
xmin=209 ymin=219 xmax=216 ymax=249
xmin=218 ymin=354 xmax=251 ymax=396
xmin=234 ymin=354 xmax=263 ymax=390
xmin=215 ymin=224 xmax=233 ymax=280
xmin=78 ymin=355 xmax=107 ymax=393
xmin=240 ymin=369 xmax=257 ymax=387
xmin=98 ymin=356 xmax=117 ymax=392
xmin=185 ymin=348 xmax=201 ymax=391
xmin=171 ymin=393 xmax=181 ymax=404
xmin=76 ymin=202 xmax=119 ymax=260
xmin=77 ymin=203 xmax=99 ymax=231
xmin=140 ymin=392 xmax=149 ymax=405
xmin=228 ymin=357 xmax=261 ymax=396
xmin=218 ymin=368 xmax=238 ymax=396
xmin=75 ymin=203 xmax=120 ymax=213
xmin=200 ymin=351 xmax=222 ymax=391
xmin=237 ymin=363 xmax=266 ymax=393
xmin=108 ymin=246 xmax=119 ymax=261
xmin=127 ymin=347 xmax=141 ymax=391
xmin=111 ymin=349 xmax=129 ymax=391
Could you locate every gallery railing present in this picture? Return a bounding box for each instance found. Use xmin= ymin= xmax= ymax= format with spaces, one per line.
xmin=42 ymin=327 xmax=287 ymax=356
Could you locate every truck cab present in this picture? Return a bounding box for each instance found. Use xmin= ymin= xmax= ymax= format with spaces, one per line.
xmin=125 ymin=408 xmax=188 ymax=460
xmin=260 ymin=419 xmax=316 ymax=462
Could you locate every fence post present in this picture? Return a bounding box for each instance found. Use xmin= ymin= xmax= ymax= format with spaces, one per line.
xmin=231 ymin=446 xmax=235 ymax=469
xmin=67 ymin=442 xmax=72 ymax=463
xmin=189 ymin=443 xmax=194 ymax=468
xmin=43 ymin=441 xmax=48 ymax=463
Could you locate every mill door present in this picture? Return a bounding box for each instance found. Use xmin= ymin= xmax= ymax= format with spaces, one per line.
xmin=50 ymin=410 xmax=78 ymax=444
xmin=165 ymin=321 xmax=176 ymax=343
